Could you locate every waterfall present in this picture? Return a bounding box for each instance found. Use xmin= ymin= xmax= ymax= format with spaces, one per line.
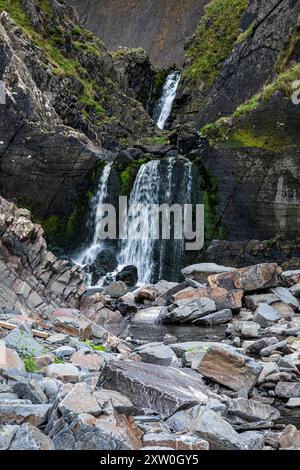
xmin=158 ymin=157 xmax=175 ymax=279
xmin=155 ymin=70 xmax=181 ymax=130
xmin=119 ymin=160 xmax=160 ymax=284
xmin=74 ymin=162 xmax=113 ymax=267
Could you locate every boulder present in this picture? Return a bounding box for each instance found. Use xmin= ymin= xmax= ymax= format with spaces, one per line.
xmin=142 ymin=433 xmax=209 ymax=450
xmin=279 ymin=425 xmax=300 ymax=450
xmin=54 ymin=346 xmax=76 ymax=358
xmin=134 ymin=343 xmax=179 ymax=367
xmin=46 ymin=383 xmax=142 ymax=450
xmin=153 ymin=280 xmax=178 ymax=296
xmin=134 ymin=286 xmax=157 ymax=303
xmin=98 ymin=360 xmax=210 ymax=418
xmin=208 ymin=263 xmax=282 ymax=292
xmin=290 ymin=283 xmax=300 ymax=298
xmin=275 ymin=382 xmax=300 ymax=398
xmin=194 ymin=309 xmax=232 ymax=326
xmin=104 ymin=281 xmax=128 ymax=299
xmin=181 ymin=263 xmax=235 ymax=283
xmin=0 ymin=402 xmax=51 ymax=426
xmin=227 ymin=398 xmax=280 ymax=423
xmin=271 ymin=287 xmax=299 ymax=310
xmin=190 ymin=343 xmax=263 ymax=393
xmin=192 ymin=410 xmax=246 ymax=450
xmin=53 ymin=316 xmax=92 ymax=340
xmin=0 ymin=423 xmax=54 ymax=450
xmin=254 ymin=303 xmax=281 ymax=327
xmin=70 ymin=349 xmax=104 ymax=371
xmin=173 ymin=286 xmax=243 ymax=311
xmin=281 ymin=270 xmax=300 ymax=287
xmin=4 ymin=329 xmax=46 ymax=357
xmin=0 ymin=343 xmax=25 ymax=371
xmin=12 ymin=380 xmax=48 ymax=404
xmin=244 ymin=293 xmax=280 ymax=311
xmin=46 ymin=364 xmax=80 ymax=384
xmin=133 ymin=306 xmax=162 ymax=324
xmin=158 ymin=298 xmax=216 ymax=324
xmin=116 ymin=265 xmax=138 ymax=287
xmin=227 ymin=321 xmax=261 ymax=338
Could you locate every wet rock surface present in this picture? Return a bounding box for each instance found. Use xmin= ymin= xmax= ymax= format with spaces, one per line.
xmin=0 ymin=202 xmax=299 ymax=450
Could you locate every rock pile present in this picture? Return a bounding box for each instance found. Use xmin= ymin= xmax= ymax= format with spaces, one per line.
xmin=0 ymin=202 xmax=300 ymax=450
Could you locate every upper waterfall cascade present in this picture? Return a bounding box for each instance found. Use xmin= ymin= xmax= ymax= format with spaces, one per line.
xmin=155 ymin=70 xmax=181 ymax=130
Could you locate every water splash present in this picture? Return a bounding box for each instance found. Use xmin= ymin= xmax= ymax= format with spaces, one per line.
xmin=155 ymin=70 xmax=180 ymax=130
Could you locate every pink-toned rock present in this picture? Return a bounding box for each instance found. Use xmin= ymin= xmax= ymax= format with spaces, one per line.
xmin=70 ymin=350 xmax=104 ymax=371
xmin=53 ymin=316 xmax=92 ymax=340
xmin=279 ymin=425 xmax=300 ymax=449
xmin=208 ymin=263 xmax=282 ymax=293
xmin=134 ymin=287 xmax=158 ymax=303
xmin=0 ymin=343 xmax=25 ymax=371
xmin=174 ymin=287 xmax=243 ymax=311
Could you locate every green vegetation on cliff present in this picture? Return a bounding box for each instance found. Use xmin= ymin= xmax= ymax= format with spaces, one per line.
xmin=184 ymin=0 xmax=248 ymax=86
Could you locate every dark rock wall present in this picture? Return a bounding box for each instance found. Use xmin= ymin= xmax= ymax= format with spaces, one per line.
xmin=68 ymin=0 xmax=210 ymax=68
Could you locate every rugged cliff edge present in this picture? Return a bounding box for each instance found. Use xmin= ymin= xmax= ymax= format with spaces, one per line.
xmin=68 ymin=0 xmax=210 ymax=69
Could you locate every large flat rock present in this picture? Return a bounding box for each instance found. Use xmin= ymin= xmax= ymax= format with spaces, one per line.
xmin=208 ymin=263 xmax=282 ymax=293
xmin=188 ymin=343 xmax=263 ymax=393
xmin=98 ymin=360 xmax=210 ymax=418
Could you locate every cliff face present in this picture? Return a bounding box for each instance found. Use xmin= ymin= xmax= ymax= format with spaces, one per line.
xmin=68 ymin=0 xmax=210 ymax=68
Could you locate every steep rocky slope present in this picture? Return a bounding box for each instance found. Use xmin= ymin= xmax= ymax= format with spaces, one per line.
xmin=174 ymin=0 xmax=300 ymax=126
xmin=68 ymin=0 xmax=210 ymax=68
xmin=0 ymin=0 xmax=154 ymax=246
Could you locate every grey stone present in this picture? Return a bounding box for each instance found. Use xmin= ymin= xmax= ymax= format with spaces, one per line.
xmin=47 ymin=334 xmax=70 ymax=345
xmin=227 ymin=320 xmax=261 ymax=338
xmin=0 ymin=403 xmax=51 ymax=425
xmin=12 ymin=380 xmax=48 ymax=404
xmin=134 ymin=342 xmax=179 ymax=367
xmin=142 ymin=432 xmax=209 ymax=450
xmin=290 ymin=283 xmax=300 ymax=298
xmin=194 ymin=410 xmax=246 ymax=450
xmin=240 ymin=431 xmax=264 ymax=450
xmin=181 ymin=263 xmax=235 ymax=283
xmin=104 ymin=281 xmax=127 ymax=299
xmin=4 ymin=328 xmax=46 ymax=357
xmin=189 ymin=343 xmax=263 ymax=393
xmin=271 ymin=287 xmax=299 ymax=310
xmin=158 ymin=298 xmax=216 ymax=324
xmin=98 ymin=359 xmax=210 ymax=418
xmin=0 ymin=424 xmax=18 ymax=450
xmin=54 ymin=346 xmax=76 ymax=358
xmin=9 ymin=423 xmax=55 ymax=450
xmin=133 ymin=306 xmax=162 ymax=324
xmin=281 ymin=270 xmax=300 ymax=287
xmin=275 ymin=381 xmax=300 ymax=398
xmin=194 ymin=309 xmax=232 ymax=326
xmin=245 ymin=293 xmax=280 ymax=311
xmin=254 ymin=303 xmax=281 ymax=327
xmin=46 ymin=364 xmax=80 ymax=383
xmin=286 ymin=398 xmax=300 ymax=408
xmin=38 ymin=378 xmax=62 ymax=403
xmin=227 ymin=397 xmax=280 ymax=423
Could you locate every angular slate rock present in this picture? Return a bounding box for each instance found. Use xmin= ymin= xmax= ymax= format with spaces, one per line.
xmin=98 ymin=360 xmax=210 ymax=418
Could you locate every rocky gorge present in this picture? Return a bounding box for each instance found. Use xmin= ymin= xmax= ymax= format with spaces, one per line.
xmin=0 ymin=0 xmax=300 ymax=453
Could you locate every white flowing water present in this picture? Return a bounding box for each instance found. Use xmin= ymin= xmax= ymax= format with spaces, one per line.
xmin=73 ymin=162 xmax=113 ymax=267
xmin=158 ymin=157 xmax=175 ymax=279
xmin=119 ymin=160 xmax=160 ymax=284
xmin=155 ymin=70 xmax=181 ymax=130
